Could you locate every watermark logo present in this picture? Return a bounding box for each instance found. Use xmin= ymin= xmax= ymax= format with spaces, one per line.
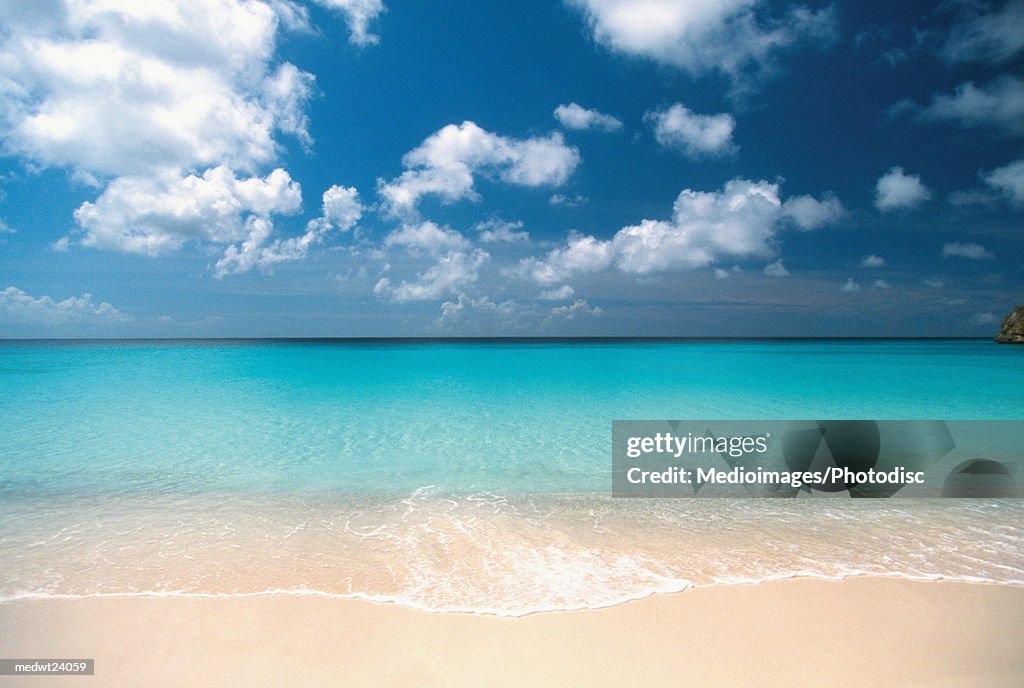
xmin=612 ymin=420 xmax=1023 ymax=498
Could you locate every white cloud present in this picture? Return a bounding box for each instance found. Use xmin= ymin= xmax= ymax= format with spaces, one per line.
xmin=763 ymin=260 xmax=789 ymax=276
xmin=645 ymin=103 xmax=736 ymax=158
xmin=942 ymin=241 xmax=994 ymax=260
xmin=924 ymin=278 xmax=946 ymax=289
xmin=874 ymin=166 xmax=931 ymax=211
xmin=947 ymin=188 xmax=998 ymax=206
xmin=714 ymin=267 xmax=731 ymax=279
xmin=378 ymin=121 xmax=581 ymax=217
xmin=320 ymin=184 xmax=364 ymax=229
xmin=474 ymin=218 xmax=530 ymax=244
xmin=512 ymin=232 xmax=614 ymax=286
xmin=872 ymin=279 xmax=890 ymax=289
xmin=384 ymin=221 xmax=470 ymax=255
xmin=214 ymin=184 xmax=362 ymax=277
xmin=0 ymin=218 xmax=14 ymax=234
xmin=436 ymin=293 xmax=516 ymax=327
xmin=0 ymin=1 xmax=378 ymax=276
xmin=538 ymin=285 xmax=576 ymax=300
xmin=549 ymin=298 xmax=602 ymax=319
xmin=861 ymin=254 xmax=886 ymax=268
xmin=549 ymin=193 xmax=588 ymax=207
xmin=0 ymin=0 xmax=316 ymax=178
xmin=566 ymin=0 xmax=837 ymax=88
xmin=311 ymin=0 xmax=386 ymax=46
xmin=948 ymin=158 xmax=1024 ymax=207
xmin=376 ymin=222 xmax=489 ymax=302
xmin=840 ymin=277 xmax=860 ymax=292
xmin=513 ymin=178 xmax=841 ymax=285
xmin=938 ymin=1 xmax=1024 ymax=65
xmin=374 ymin=248 xmax=489 ymax=302
xmin=554 ymin=103 xmax=623 ymax=132
xmin=0 ymin=286 xmax=126 ymax=324
xmin=780 ymin=194 xmax=843 ymax=230
xmin=917 ymin=76 xmax=1024 ymax=137
xmin=614 ymin=179 xmax=782 ymax=274
xmin=982 ymin=159 xmax=1024 ymax=207
xmin=71 ymin=165 xmax=302 ymax=256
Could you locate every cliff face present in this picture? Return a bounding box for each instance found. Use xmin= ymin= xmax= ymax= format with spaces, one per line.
xmin=995 ymin=307 xmax=1024 ymax=343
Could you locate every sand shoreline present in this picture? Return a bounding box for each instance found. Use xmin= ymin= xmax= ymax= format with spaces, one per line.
xmin=2 ymin=578 xmax=1023 ymax=687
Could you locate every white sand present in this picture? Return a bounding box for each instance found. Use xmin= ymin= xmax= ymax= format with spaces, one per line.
xmin=2 ymin=578 xmax=1022 ymax=687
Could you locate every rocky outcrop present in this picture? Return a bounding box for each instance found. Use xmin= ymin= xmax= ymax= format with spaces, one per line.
xmin=995 ymin=306 xmax=1024 ymax=343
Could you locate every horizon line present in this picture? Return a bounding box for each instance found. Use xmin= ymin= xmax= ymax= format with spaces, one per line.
xmin=0 ymin=336 xmax=995 ymax=344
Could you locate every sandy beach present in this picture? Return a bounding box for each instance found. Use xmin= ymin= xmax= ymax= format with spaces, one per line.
xmin=2 ymin=577 xmax=1022 ymax=687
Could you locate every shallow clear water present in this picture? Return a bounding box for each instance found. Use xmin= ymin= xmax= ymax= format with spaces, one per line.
xmin=1 ymin=340 xmax=1022 ymax=613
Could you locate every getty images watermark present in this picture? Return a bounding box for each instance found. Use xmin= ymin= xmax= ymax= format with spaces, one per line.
xmin=612 ymin=420 xmax=1024 ymax=498
xmin=0 ymin=659 xmax=94 ymax=675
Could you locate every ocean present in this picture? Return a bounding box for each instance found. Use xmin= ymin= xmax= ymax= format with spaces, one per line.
xmin=1 ymin=339 xmax=1022 ymax=614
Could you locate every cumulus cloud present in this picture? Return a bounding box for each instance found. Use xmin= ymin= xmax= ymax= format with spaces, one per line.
xmin=69 ymin=169 xmax=362 ymax=277
xmin=513 ymin=178 xmax=841 ymax=285
xmin=549 ymin=193 xmax=588 ymax=207
xmin=474 ymin=218 xmax=530 ymax=244
xmin=861 ymin=254 xmax=886 ymax=268
xmin=377 ymin=121 xmax=581 ymax=217
xmin=982 ymin=158 xmax=1024 ymax=206
xmin=763 ymin=260 xmax=789 ymax=276
xmin=780 ymin=193 xmax=843 ymax=230
xmin=916 ymin=76 xmax=1024 ymax=137
xmin=840 ymin=277 xmax=860 ymax=292
xmin=548 ymin=299 xmax=602 ymax=319
xmin=215 ymin=184 xmax=363 ymax=277
xmin=538 ymin=285 xmax=576 ymax=300
xmin=384 ymin=221 xmax=470 ymax=255
xmin=942 ymin=241 xmax=994 ymax=260
xmin=937 ymin=0 xmax=1024 ymax=65
xmin=374 ymin=221 xmax=488 ymax=302
xmin=0 ymin=1 xmax=376 ymax=276
xmin=436 ymin=293 xmax=517 ymax=328
xmin=0 ymin=286 xmax=127 ymax=324
xmin=554 ymin=103 xmax=623 ymax=132
xmin=565 ymin=0 xmax=837 ymax=89
xmin=374 ymin=248 xmax=489 ymax=302
xmin=613 ymin=180 xmax=783 ymax=274
xmin=72 ymin=165 xmax=302 ymax=256
xmin=872 ymin=279 xmax=890 ymax=289
xmin=874 ymin=167 xmax=931 ymax=211
xmin=0 ymin=0 xmax=316 ymax=178
xmin=645 ymin=103 xmax=736 ymax=158
xmin=320 ymin=184 xmax=364 ymax=228
xmin=311 ymin=0 xmax=386 ymax=46
xmin=512 ymin=232 xmax=614 ymax=286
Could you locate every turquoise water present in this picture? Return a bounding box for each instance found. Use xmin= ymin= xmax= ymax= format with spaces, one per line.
xmin=1 ymin=339 xmax=1023 ymax=613
xmin=2 ymin=339 xmax=1022 ymax=497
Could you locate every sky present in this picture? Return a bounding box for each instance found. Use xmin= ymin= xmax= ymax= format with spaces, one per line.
xmin=0 ymin=0 xmax=1021 ymax=337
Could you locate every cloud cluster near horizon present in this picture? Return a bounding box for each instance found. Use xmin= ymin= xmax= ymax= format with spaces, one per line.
xmin=511 ymin=178 xmax=841 ymax=286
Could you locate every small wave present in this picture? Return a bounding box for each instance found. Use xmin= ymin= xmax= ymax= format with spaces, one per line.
xmin=2 ymin=572 xmax=1022 ymax=618
xmin=2 ymin=492 xmax=1022 ymax=616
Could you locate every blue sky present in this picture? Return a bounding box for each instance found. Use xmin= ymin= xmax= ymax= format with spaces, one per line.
xmin=0 ymin=0 xmax=1021 ymax=336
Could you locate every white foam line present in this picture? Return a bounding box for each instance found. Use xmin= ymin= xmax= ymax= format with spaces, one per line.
xmin=2 ymin=572 xmax=1022 ymax=618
